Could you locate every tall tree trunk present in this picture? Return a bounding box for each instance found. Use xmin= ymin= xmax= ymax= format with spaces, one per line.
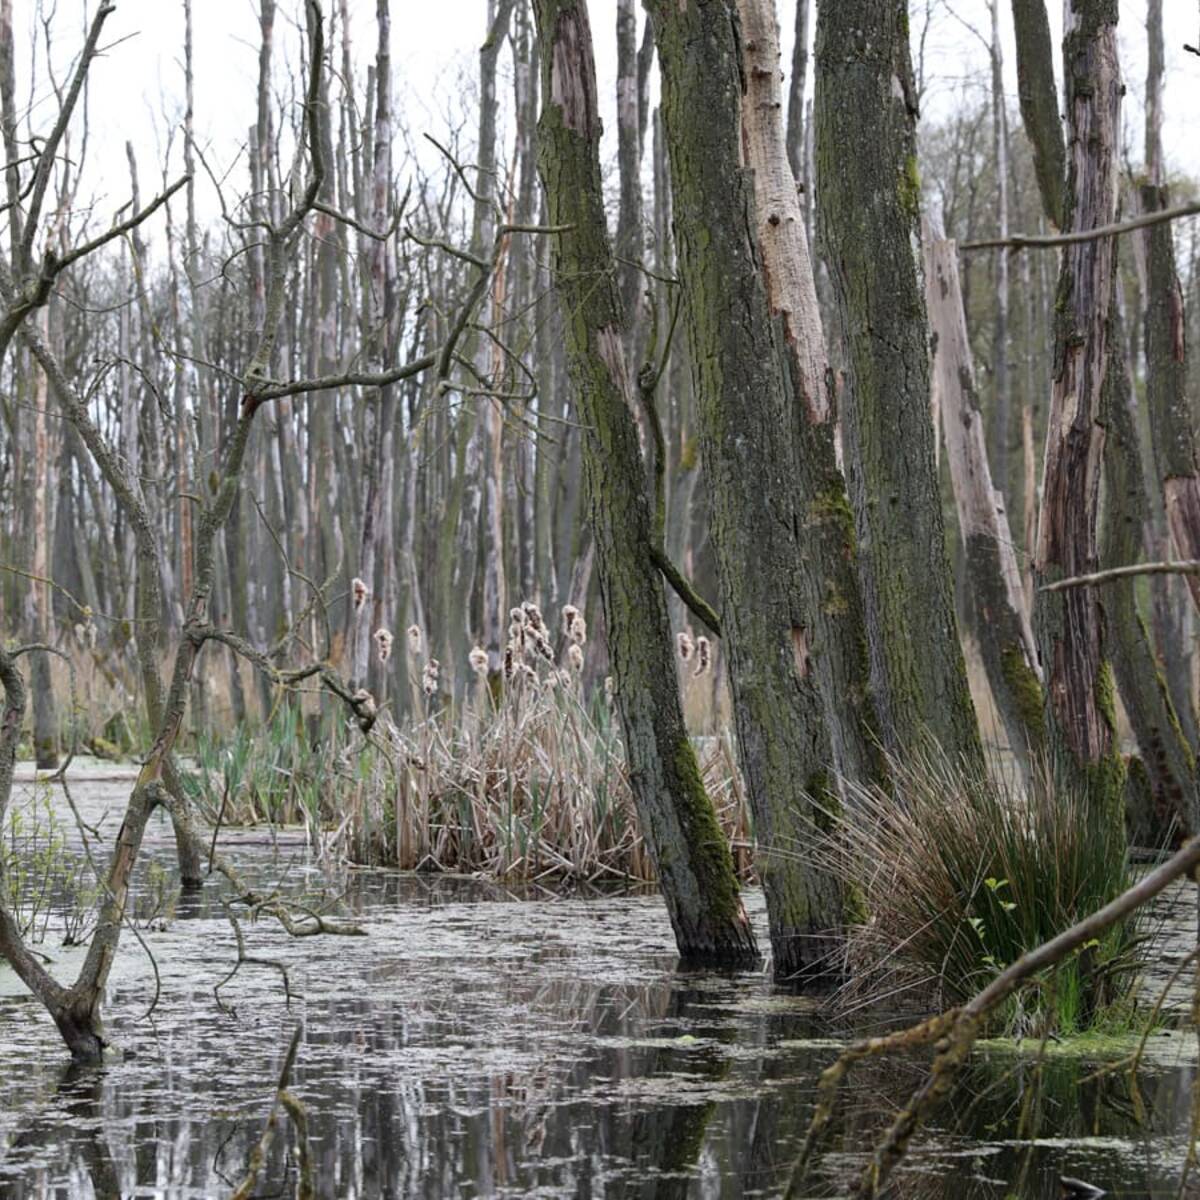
xmin=350 ymin=0 xmax=394 ymax=691
xmin=651 ymin=0 xmax=849 ymax=981
xmin=785 ymin=0 xmax=810 ymax=181
xmin=1030 ymin=0 xmax=1123 ymax=804
xmin=923 ymin=225 xmax=1044 ymax=768
xmin=989 ymin=0 xmax=1012 ymax=505
xmin=816 ymin=0 xmax=983 ymax=769
xmin=614 ymin=0 xmax=643 ymax=330
xmin=736 ymin=0 xmax=886 ymax=792
xmin=1010 ymin=0 xmax=1067 ymax=229
xmin=1101 ymin=294 xmax=1197 ymax=839
xmin=1139 ymin=0 xmax=1200 ymax=758
xmin=533 ymin=0 xmax=759 ymax=967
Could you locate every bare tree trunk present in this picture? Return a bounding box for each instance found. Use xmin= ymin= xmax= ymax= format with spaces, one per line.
xmin=988 ymin=0 xmax=1012 ymax=505
xmin=736 ymin=0 xmax=886 ymax=792
xmin=785 ymin=0 xmax=810 ymax=181
xmin=1031 ymin=0 xmax=1123 ymax=803
xmin=350 ymin=0 xmax=394 ymax=691
xmin=923 ymin=224 xmax=1043 ymax=767
xmin=1010 ymin=0 xmax=1067 ymax=229
xmin=615 ymin=0 xmax=642 ymax=329
xmin=1101 ymin=292 xmax=1197 ymax=840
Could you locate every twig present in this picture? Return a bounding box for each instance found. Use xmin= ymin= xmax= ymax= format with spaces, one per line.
xmin=230 ymin=1024 xmax=304 ymax=1200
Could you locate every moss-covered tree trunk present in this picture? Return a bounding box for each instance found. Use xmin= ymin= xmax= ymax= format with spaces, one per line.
xmin=1142 ymin=187 xmax=1200 ymax=617
xmin=815 ymin=0 xmax=983 ymax=770
xmin=1010 ymin=0 xmax=1067 ymax=230
xmin=923 ymin=226 xmax=1044 ymax=769
xmin=532 ymin=0 xmax=758 ymax=968
xmin=649 ymin=0 xmax=848 ymax=981
xmin=736 ymin=0 xmax=886 ymax=794
xmin=1030 ymin=0 xmax=1124 ymax=802
xmin=1101 ymin=296 xmax=1197 ymax=840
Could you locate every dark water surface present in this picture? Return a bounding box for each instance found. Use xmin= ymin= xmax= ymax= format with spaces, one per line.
xmin=2 ymin=763 xmax=1199 ymax=1198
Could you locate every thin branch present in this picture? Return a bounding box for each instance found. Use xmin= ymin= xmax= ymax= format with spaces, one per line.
xmin=961 ymin=198 xmax=1200 ymax=252
xmin=1040 ymin=560 xmax=1200 ymax=592
xmin=17 ymin=3 xmax=117 ymax=271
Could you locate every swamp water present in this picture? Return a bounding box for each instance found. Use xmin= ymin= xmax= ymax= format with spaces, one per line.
xmin=2 ymin=760 xmax=1199 ymax=1198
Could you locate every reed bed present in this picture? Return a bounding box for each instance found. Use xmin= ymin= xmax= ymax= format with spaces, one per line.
xmin=184 ymin=605 xmax=751 ymax=884
xmin=345 ymin=607 xmax=751 ymax=883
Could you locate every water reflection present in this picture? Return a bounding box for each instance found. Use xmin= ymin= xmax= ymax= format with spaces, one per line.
xmin=1 ymin=859 xmax=1198 ymax=1197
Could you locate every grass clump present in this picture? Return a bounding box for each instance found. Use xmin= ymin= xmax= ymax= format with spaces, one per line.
xmin=827 ymin=749 xmax=1142 ymax=1037
xmin=188 ymin=703 xmax=336 ymax=833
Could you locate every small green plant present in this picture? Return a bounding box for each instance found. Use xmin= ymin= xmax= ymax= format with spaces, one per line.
xmin=3 ymin=782 xmax=97 ymax=945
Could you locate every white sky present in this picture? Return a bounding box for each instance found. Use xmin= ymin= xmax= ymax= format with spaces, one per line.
xmin=9 ymin=1 xmax=1200 ymax=247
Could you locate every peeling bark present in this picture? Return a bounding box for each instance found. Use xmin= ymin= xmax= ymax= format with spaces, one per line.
xmin=651 ymin=0 xmax=848 ymax=980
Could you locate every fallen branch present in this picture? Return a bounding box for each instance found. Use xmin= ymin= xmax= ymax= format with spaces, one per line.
xmin=230 ymin=1024 xmax=307 ymax=1200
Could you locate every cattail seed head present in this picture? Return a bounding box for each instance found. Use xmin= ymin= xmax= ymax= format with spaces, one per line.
xmin=406 ymin=625 xmax=423 ymax=656
xmin=693 ymin=636 xmax=711 ymax=677
xmin=468 ymin=645 xmax=488 ymax=676
xmin=373 ymin=628 xmax=394 ymax=663
xmin=421 ymin=658 xmax=440 ymax=696
xmin=562 ymin=604 xmax=580 ymax=637
xmin=352 ymin=577 xmax=369 ymax=611
xmin=677 ymin=631 xmax=694 ymax=662
xmin=567 ymin=643 xmax=584 ymax=673
xmin=521 ymin=602 xmax=546 ymax=634
xmin=604 ymin=675 xmax=614 ymax=701
xmin=509 ymin=606 xmax=527 ymax=628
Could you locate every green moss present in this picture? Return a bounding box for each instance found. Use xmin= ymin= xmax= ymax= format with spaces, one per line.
xmin=822 ymin=579 xmax=849 ymax=617
xmin=1094 ymin=659 xmax=1118 ymax=735
xmin=898 ymin=154 xmax=922 ymax=219
xmin=807 ymin=484 xmax=857 ymax=548
xmin=843 ymin=881 xmax=870 ymax=927
xmin=672 ymin=737 xmax=744 ymax=920
xmin=679 ymin=436 xmax=699 ymax=471
xmin=1000 ymin=644 xmax=1045 ymax=746
xmin=806 ymin=769 xmax=838 ymax=833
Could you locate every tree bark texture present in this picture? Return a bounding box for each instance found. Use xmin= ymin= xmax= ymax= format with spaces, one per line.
xmin=1010 ymin=0 xmax=1067 ymax=229
xmin=737 ymin=0 xmax=886 ymax=793
xmin=1142 ymin=182 xmax=1200 ymax=618
xmin=816 ymin=0 xmax=983 ymax=770
xmin=1031 ymin=0 xmax=1123 ymax=799
xmin=651 ymin=0 xmax=849 ymax=980
xmin=1100 ymin=296 xmax=1197 ymax=840
xmin=533 ymin=0 xmax=759 ymax=968
xmin=923 ymin=228 xmax=1044 ymax=767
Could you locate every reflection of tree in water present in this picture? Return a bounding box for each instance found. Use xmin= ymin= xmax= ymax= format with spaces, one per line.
xmin=5 ymin=862 xmax=1198 ymax=1199
xmin=786 ymin=1042 xmax=1197 ymax=1199
xmin=6 ymin=1064 xmax=121 ymax=1199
